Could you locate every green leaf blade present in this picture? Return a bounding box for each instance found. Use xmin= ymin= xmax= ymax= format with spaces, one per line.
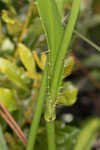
xmin=74 ymin=118 xmax=100 ymax=150
xmin=57 ymin=82 xmax=78 ymax=106
xmin=0 ymin=126 xmax=8 ymax=150
xmin=37 ymin=0 xmax=64 ymax=68
xmin=55 ymin=0 xmax=64 ymax=18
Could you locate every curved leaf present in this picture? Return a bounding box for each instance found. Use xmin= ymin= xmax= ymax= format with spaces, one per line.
xmin=0 ymin=58 xmax=27 ymax=90
xmin=64 ymin=56 xmax=75 ymax=78
xmin=18 ymin=43 xmax=36 ymax=74
xmin=57 ymin=82 xmax=78 ymax=106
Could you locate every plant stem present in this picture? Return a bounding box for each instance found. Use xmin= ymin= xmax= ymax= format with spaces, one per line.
xmin=45 ymin=0 xmax=80 ymax=148
xmin=26 ymin=0 xmax=80 ymax=149
xmin=74 ymin=30 xmax=100 ymax=52
xmin=26 ymin=62 xmax=48 ymax=150
xmin=48 ymin=0 xmax=80 ymax=120
xmin=46 ymin=122 xmax=56 ymax=150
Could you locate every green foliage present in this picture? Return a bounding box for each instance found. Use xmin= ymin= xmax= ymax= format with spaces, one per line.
xmin=36 ymin=121 xmax=80 ymax=150
xmin=0 ymin=0 xmax=100 ymax=150
xmin=55 ymin=122 xmax=79 ymax=150
xmin=2 ymin=10 xmax=21 ymax=36
xmin=24 ymin=18 xmax=43 ymax=49
xmin=18 ymin=43 xmax=36 ymax=74
xmin=57 ymin=82 xmax=78 ymax=106
xmin=56 ymin=0 xmax=64 ymax=18
xmin=0 ymin=88 xmax=18 ymax=111
xmin=45 ymin=0 xmax=80 ymax=122
xmin=27 ymin=0 xmax=80 ymax=149
xmin=0 ymin=58 xmax=28 ymax=90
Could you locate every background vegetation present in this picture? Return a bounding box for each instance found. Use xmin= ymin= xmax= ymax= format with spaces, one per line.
xmin=0 ymin=0 xmax=100 ymax=150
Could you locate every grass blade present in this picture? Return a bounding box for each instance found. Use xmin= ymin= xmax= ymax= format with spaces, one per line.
xmin=74 ymin=30 xmax=100 ymax=52
xmin=56 ymin=0 xmax=64 ymax=18
xmin=0 ymin=126 xmax=7 ymax=150
xmin=37 ymin=0 xmax=63 ymax=69
xmin=74 ymin=118 xmax=100 ymax=150
xmin=51 ymin=0 xmax=80 ymax=101
xmin=26 ymin=61 xmax=48 ymax=150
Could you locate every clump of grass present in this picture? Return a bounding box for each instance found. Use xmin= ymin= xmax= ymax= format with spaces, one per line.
xmin=26 ymin=0 xmax=80 ymax=150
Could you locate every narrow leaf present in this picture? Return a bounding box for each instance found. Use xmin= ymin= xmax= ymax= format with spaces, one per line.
xmin=74 ymin=118 xmax=100 ymax=150
xmin=26 ymin=60 xmax=48 ymax=150
xmin=0 ymin=126 xmax=7 ymax=150
xmin=37 ymin=0 xmax=64 ymax=123
xmin=37 ymin=0 xmax=64 ymax=69
xmin=55 ymin=0 xmax=64 ymax=18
